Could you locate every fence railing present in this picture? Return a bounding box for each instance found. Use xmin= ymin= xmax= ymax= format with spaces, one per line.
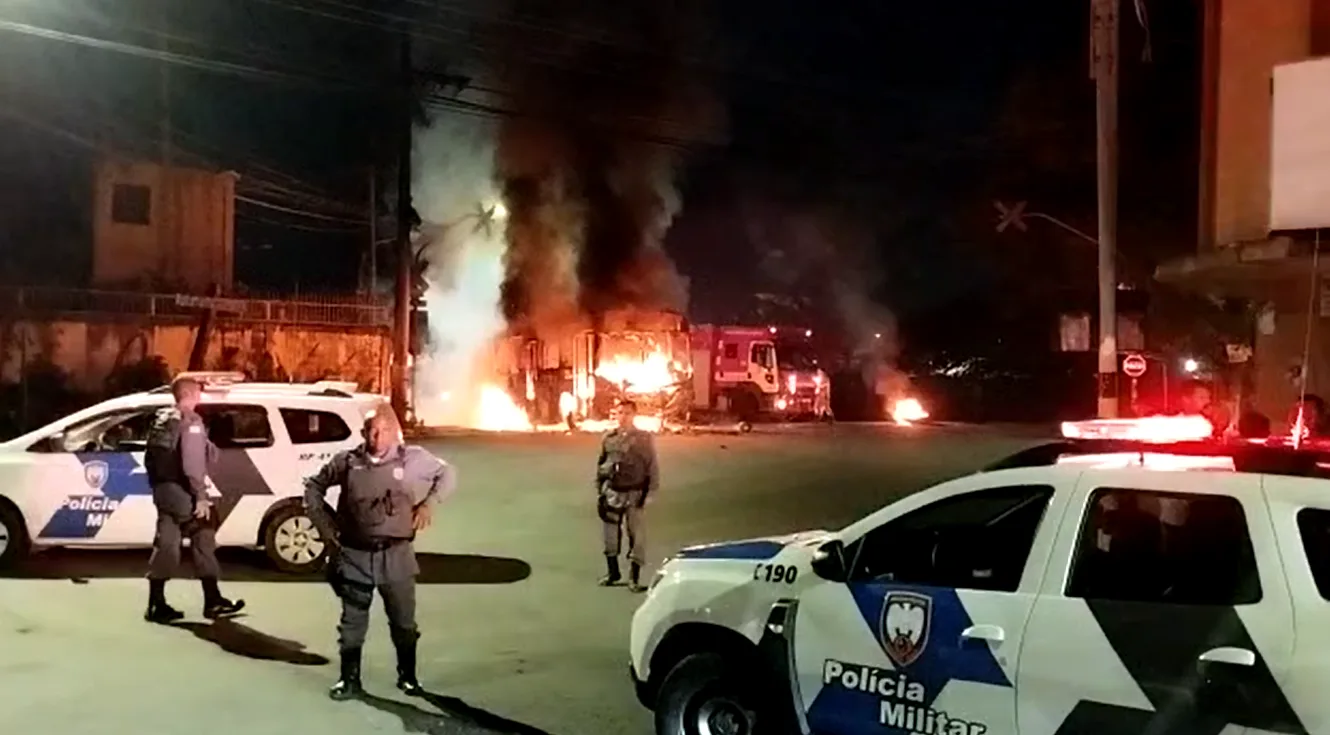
xmin=0 ymin=286 xmax=392 ymax=328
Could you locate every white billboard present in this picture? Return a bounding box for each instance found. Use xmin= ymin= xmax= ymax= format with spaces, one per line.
xmin=1271 ymin=57 xmax=1330 ymax=231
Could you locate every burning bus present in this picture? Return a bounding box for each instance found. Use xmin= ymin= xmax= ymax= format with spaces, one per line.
xmin=414 ymin=306 xmax=834 ymax=431
xmin=491 ymin=309 xmax=692 ymax=430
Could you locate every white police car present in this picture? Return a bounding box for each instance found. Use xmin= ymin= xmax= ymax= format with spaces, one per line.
xmin=0 ymin=373 xmax=380 ymax=573
xmin=631 ymin=416 xmax=1330 ymax=735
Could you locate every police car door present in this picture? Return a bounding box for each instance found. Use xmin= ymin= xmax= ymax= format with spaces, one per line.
xmin=25 ymin=408 xmax=159 ymax=546
xmin=792 ymin=469 xmax=1069 ymax=735
xmin=194 ymin=403 xmax=281 ymax=546
xmin=1269 ymin=477 xmax=1330 ymax=734
xmin=278 ymin=406 xmax=358 ymax=491
xmin=1016 ymin=469 xmax=1300 ymax=735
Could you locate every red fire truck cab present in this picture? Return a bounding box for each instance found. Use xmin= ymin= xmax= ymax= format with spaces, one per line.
xmin=689 ymin=324 xmax=832 ymax=423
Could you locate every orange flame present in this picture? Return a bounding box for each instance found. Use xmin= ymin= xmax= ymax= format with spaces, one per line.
xmin=892 ymin=397 xmax=929 ymax=425
xmin=468 ymin=348 xmax=681 ymax=433
xmin=474 ymin=384 xmax=534 ymax=431
xmin=594 ymin=350 xmax=682 ymax=395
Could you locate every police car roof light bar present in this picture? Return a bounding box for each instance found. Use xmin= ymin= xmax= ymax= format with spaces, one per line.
xmin=152 ymin=371 xmax=248 ymax=392
xmin=1060 ymin=415 xmax=1214 ymax=443
xmin=989 ymin=438 xmax=1330 ymax=480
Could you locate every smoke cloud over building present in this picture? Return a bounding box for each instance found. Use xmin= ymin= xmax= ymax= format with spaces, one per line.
xmin=493 ymin=0 xmax=723 ymax=334
xmin=411 ymin=0 xmax=722 ymax=427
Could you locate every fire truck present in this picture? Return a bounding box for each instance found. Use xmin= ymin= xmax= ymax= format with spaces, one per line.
xmin=689 ymin=324 xmax=832 ymax=423
xmin=491 ymin=312 xmax=831 ymax=427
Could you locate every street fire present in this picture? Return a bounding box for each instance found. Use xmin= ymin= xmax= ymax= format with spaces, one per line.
xmin=459 ymin=344 xmax=686 ymax=434
xmin=475 ymin=384 xmax=534 ymax=432
xmin=595 ymin=350 xmax=683 ymax=395
xmin=892 ymin=397 xmax=929 ymax=425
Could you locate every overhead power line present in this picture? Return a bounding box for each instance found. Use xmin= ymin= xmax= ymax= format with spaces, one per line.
xmin=234 ymin=195 xmax=365 ymax=224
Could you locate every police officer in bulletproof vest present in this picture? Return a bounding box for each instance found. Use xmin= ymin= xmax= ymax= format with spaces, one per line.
xmin=596 ymin=398 xmax=659 ymax=592
xmin=143 ymin=376 xmax=245 ymax=623
xmin=304 ymin=404 xmax=457 ymax=701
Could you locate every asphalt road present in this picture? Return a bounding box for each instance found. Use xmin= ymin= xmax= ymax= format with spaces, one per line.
xmin=0 ymin=422 xmax=1049 ymax=735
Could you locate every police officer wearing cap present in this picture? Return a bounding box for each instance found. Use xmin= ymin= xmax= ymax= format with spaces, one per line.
xmin=304 ymin=404 xmax=457 ymax=700
xmin=596 ymin=398 xmax=659 ymax=592
xmin=143 ymin=376 xmax=245 ymax=623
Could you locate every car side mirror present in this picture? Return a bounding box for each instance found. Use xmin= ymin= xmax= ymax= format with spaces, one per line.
xmin=811 ymin=539 xmax=849 ymax=582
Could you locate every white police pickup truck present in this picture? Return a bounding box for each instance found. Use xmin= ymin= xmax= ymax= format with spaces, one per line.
xmin=631 ymin=416 xmax=1330 ymax=735
xmin=0 ymin=373 xmax=380 ymax=573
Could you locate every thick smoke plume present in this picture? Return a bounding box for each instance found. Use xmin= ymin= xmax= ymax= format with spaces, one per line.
xmin=411 ymin=112 xmax=507 ymax=427
xmin=493 ymin=0 xmax=723 ymax=335
xmin=740 ymin=194 xmax=905 ymax=409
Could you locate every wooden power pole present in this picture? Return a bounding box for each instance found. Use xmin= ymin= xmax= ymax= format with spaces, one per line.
xmin=1091 ymin=0 xmax=1120 ymax=418
xmin=391 ymin=32 xmax=413 ymax=421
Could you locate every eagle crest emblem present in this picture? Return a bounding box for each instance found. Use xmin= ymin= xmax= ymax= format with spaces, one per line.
xmin=83 ymin=460 xmax=109 ymax=491
xmin=879 ymin=590 xmax=932 ymax=668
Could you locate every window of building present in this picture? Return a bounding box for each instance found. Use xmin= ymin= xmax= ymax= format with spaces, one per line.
xmin=280 ymin=409 xmax=353 ymax=445
xmin=1067 ymin=488 xmax=1261 ymax=605
xmin=847 ymin=485 xmax=1055 ymax=592
xmin=196 ymin=405 xmax=274 ymax=449
xmin=111 ymin=183 xmax=152 ymax=225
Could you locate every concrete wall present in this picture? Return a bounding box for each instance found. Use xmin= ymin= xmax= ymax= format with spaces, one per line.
xmin=0 ymin=318 xmax=389 ymax=394
xmin=1201 ymin=0 xmax=1330 ymax=249
xmin=92 ymin=158 xmax=236 ymax=294
xmin=1251 ymin=309 xmax=1330 ymax=429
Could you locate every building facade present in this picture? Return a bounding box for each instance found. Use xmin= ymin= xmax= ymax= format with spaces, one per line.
xmin=1158 ymin=0 xmax=1330 ymax=426
xmin=92 ymin=158 xmax=236 ymax=294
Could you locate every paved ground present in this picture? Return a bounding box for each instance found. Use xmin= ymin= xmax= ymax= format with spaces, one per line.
xmin=0 ymin=422 xmax=1050 ymax=735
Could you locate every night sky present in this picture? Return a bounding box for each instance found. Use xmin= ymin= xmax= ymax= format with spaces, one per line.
xmin=0 ymin=0 xmax=1202 ymax=359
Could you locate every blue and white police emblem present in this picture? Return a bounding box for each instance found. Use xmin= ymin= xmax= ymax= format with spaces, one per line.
xmin=83 ymin=460 xmax=110 ymax=491
xmin=880 ymin=590 xmax=932 ymax=668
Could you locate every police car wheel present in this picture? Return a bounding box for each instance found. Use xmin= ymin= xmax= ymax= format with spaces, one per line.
xmin=0 ymin=502 xmax=31 ymax=569
xmin=263 ymin=504 xmax=327 ymax=574
xmin=655 ymin=653 xmax=759 ymax=735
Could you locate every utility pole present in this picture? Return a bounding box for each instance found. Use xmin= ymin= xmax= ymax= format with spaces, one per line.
xmin=1091 ymin=0 xmax=1120 ymax=418
xmin=367 ymin=166 xmax=377 ymax=295
xmin=158 ymin=1 xmax=174 ymax=284
xmin=391 ymin=33 xmax=413 ymax=421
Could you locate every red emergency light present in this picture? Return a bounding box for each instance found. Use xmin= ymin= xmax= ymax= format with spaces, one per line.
xmin=1055 ymin=452 xmax=1236 ymax=471
xmin=1060 ymin=415 xmax=1215 ymax=443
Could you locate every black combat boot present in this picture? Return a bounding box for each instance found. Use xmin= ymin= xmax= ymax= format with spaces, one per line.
xmin=201 ymin=578 xmax=246 ymax=619
xmin=598 ymin=555 xmax=622 ymax=586
xmin=392 ymin=629 xmax=424 ymax=696
xmin=144 ymin=579 xmax=185 ymax=624
xmin=627 ymin=562 xmax=646 ymax=593
xmin=329 ymin=648 xmax=364 ymax=701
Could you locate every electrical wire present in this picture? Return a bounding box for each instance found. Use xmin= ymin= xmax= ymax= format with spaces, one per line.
xmin=0 ymin=18 xmax=347 ymax=89
xmin=234 ymin=195 xmax=366 ymax=223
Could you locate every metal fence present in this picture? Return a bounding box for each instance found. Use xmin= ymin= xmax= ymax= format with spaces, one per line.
xmin=0 ymin=286 xmax=391 ymax=328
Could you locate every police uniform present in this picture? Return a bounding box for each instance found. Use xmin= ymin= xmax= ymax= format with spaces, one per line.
xmin=596 ymin=425 xmax=659 ymax=591
xmin=304 ymin=444 xmax=456 ymax=700
xmin=143 ymin=407 xmax=244 ymax=622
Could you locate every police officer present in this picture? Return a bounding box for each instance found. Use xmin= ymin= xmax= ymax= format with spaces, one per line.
xmin=303 ymin=404 xmax=457 ymax=701
xmin=596 ymin=398 xmax=658 ymax=592
xmin=143 ymin=376 xmax=245 ymax=623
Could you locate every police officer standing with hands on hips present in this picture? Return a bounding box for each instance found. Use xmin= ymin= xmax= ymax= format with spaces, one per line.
xmin=596 ymin=398 xmax=659 ymax=593
xmin=304 ymin=403 xmax=457 ymax=701
xmin=143 ymin=376 xmax=245 ymax=623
